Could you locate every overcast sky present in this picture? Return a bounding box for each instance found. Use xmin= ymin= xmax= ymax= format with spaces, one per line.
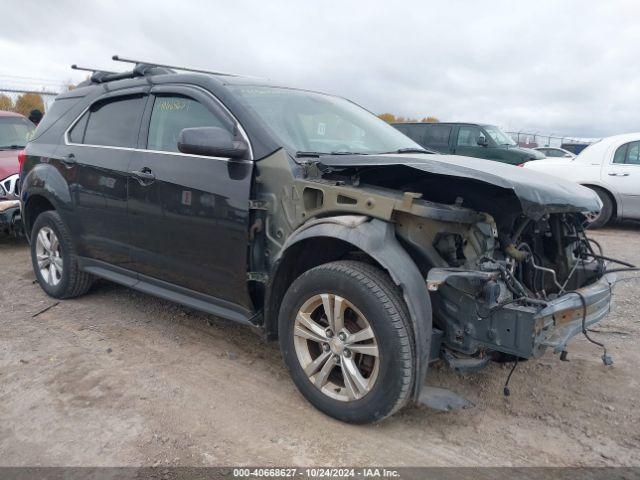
xmin=2 ymin=0 xmax=639 ymax=138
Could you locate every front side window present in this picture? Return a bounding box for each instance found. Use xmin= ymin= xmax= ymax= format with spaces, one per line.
xmin=0 ymin=117 xmax=35 ymax=149
xmin=83 ymin=95 xmax=145 ymax=148
xmin=229 ymin=86 xmax=422 ymax=155
xmin=147 ymin=95 xmax=229 ymax=153
xmin=456 ymin=126 xmax=483 ymax=147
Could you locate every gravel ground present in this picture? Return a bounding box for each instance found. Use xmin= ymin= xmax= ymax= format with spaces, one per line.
xmin=0 ymin=223 xmax=639 ymax=467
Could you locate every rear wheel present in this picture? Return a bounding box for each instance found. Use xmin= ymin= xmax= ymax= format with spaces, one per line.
xmin=30 ymin=211 xmax=93 ymax=299
xmin=278 ymin=260 xmax=414 ymax=423
xmin=586 ymin=187 xmax=614 ymax=229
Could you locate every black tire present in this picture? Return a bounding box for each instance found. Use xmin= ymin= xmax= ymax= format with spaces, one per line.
xmin=30 ymin=210 xmax=93 ymax=299
xmin=278 ymin=260 xmax=414 ymax=424
xmin=587 ymin=187 xmax=614 ymax=229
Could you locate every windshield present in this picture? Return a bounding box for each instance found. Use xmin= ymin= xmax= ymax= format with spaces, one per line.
xmin=229 ymin=86 xmax=424 ymax=155
xmin=0 ymin=117 xmax=35 ymax=149
xmin=484 ymin=125 xmax=516 ymax=146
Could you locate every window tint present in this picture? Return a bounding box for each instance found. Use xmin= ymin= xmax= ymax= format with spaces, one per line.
xmin=83 ymin=95 xmax=145 ymax=148
xmin=613 ymin=144 xmax=627 ymax=164
xmin=613 ymin=141 xmax=640 ymax=165
xmin=395 ymin=124 xmax=425 ymax=144
xmin=456 ymin=126 xmax=482 ymax=147
xmin=147 ymin=95 xmax=228 ymax=153
xmin=626 ymin=141 xmax=640 ymax=165
xmin=68 ymin=111 xmax=89 ymax=143
xmin=423 ymin=124 xmax=452 ymax=147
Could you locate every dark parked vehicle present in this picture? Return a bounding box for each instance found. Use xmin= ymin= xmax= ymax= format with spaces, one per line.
xmin=392 ymin=122 xmax=545 ymax=165
xmin=21 ymin=58 xmax=617 ymax=423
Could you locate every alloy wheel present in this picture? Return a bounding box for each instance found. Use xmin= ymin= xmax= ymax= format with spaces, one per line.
xmin=293 ymin=293 xmax=379 ymax=402
xmin=35 ymin=226 xmax=63 ymax=286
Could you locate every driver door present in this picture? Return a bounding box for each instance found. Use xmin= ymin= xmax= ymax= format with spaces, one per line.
xmin=453 ymin=125 xmax=490 ymax=159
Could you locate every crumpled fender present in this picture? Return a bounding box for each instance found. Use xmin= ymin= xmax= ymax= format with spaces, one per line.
xmin=276 ymin=215 xmax=432 ymax=400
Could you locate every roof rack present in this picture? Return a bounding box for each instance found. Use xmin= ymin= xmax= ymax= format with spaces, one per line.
xmin=71 ymin=64 xmax=116 ymax=75
xmin=112 ymin=54 xmax=254 ymax=78
xmin=72 ymin=55 xmax=263 ymax=86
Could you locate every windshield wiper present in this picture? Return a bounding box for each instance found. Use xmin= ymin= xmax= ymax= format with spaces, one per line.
xmin=0 ymin=144 xmax=25 ymax=150
xmin=380 ymin=147 xmax=435 ymax=155
xmin=295 ymin=151 xmax=368 ymax=158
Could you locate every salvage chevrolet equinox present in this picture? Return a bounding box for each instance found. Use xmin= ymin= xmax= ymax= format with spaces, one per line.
xmin=20 ymin=56 xmax=618 ymax=423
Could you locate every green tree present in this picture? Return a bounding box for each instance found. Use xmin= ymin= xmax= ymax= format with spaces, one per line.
xmin=0 ymin=94 xmax=13 ymax=111
xmin=14 ymin=92 xmax=45 ymax=117
xmin=421 ymin=116 xmax=439 ymax=123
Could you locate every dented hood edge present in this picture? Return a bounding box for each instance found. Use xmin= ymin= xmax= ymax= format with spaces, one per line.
xmin=318 ymin=153 xmax=602 ymax=219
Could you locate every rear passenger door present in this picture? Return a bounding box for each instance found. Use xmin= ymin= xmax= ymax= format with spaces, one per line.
xmin=422 ymin=124 xmax=453 ymax=153
xmin=61 ymin=89 xmax=148 ymax=266
xmin=127 ymin=85 xmax=254 ymax=309
xmin=604 ymin=141 xmax=640 ymax=218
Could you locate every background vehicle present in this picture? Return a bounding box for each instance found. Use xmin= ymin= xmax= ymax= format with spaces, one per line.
xmin=525 ymin=133 xmax=640 ymax=228
xmin=20 ymin=58 xmax=614 ymax=423
xmin=0 ymin=111 xmax=33 ymax=235
xmin=392 ymin=122 xmax=545 ymax=165
xmin=534 ymin=146 xmax=576 ymax=158
xmin=1 ymin=111 xmax=34 ymax=195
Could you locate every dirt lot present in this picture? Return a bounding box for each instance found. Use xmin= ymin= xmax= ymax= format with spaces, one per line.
xmin=1 ymin=224 xmax=639 ymax=467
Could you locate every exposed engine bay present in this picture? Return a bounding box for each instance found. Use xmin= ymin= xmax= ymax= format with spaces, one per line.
xmin=255 ymin=151 xmax=621 ymax=370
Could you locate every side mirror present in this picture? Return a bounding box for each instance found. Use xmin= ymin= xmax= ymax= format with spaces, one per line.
xmin=563 ymin=153 xmax=573 ymax=158
xmin=178 ymin=127 xmax=248 ymax=159
xmin=477 ymin=136 xmax=488 ymax=147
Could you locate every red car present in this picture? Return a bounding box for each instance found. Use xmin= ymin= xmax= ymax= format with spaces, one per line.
xmin=1 ymin=110 xmax=35 ymax=234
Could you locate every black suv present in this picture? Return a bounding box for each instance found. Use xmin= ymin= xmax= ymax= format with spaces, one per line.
xmin=21 ymin=58 xmax=616 ymax=423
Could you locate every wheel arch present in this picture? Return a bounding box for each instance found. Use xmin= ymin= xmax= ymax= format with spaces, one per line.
xmin=582 ymin=183 xmax=619 ymax=220
xmin=23 ymin=193 xmax=57 ymax=238
xmin=265 ymin=215 xmax=432 ymax=400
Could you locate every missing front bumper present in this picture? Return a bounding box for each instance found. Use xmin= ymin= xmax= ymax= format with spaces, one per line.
xmin=427 ymin=269 xmax=616 ymax=359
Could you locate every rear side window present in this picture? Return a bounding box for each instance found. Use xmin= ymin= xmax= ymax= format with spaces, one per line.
xmin=147 ymin=95 xmax=229 ymax=153
xmin=614 ymin=141 xmax=640 ymax=165
xmin=423 ymin=124 xmax=452 ymax=148
xmin=82 ymin=95 xmax=145 ymax=148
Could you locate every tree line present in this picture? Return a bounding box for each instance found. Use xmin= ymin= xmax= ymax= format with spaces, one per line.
xmin=378 ymin=113 xmax=439 ymax=123
xmin=0 ymin=92 xmax=45 ymax=117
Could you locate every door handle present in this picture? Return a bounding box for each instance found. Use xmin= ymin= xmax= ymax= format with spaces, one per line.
xmin=60 ymin=153 xmax=76 ymax=167
xmin=131 ymin=168 xmax=156 ymax=184
xmin=608 ymin=172 xmax=630 ymax=177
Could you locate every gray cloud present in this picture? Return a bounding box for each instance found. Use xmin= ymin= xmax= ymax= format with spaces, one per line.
xmin=2 ymin=0 xmax=639 ymax=137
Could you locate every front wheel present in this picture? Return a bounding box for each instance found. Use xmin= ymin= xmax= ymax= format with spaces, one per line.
xmin=586 ymin=187 xmax=614 ymax=229
xmin=278 ymin=260 xmax=414 ymax=424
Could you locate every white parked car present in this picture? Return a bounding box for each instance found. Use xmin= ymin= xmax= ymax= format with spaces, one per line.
xmin=533 ymin=146 xmax=576 ymax=159
xmin=525 ymin=133 xmax=640 ymax=227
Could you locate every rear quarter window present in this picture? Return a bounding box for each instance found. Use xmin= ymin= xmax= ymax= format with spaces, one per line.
xmin=30 ymin=97 xmax=83 ymax=142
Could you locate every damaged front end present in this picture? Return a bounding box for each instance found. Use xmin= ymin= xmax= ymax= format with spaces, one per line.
xmin=312 ymin=154 xmax=617 ymax=366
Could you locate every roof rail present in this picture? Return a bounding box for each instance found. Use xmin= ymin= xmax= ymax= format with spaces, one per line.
xmin=112 ymin=54 xmax=254 ymax=78
xmin=71 ymin=64 xmax=116 ymax=75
